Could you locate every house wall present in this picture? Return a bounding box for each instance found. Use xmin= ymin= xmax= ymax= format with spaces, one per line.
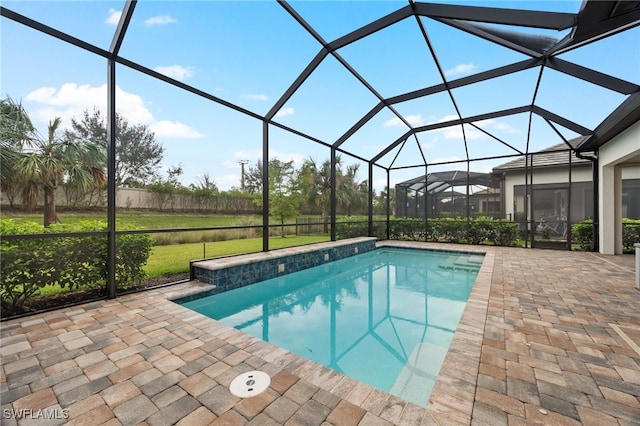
xmin=501 ymin=167 xmax=592 ymax=221
xmin=598 ymin=120 xmax=640 ymax=255
xmin=501 ymin=163 xmax=640 ymax=225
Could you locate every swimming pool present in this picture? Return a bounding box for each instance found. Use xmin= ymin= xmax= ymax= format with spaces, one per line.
xmin=181 ymin=247 xmax=483 ymax=406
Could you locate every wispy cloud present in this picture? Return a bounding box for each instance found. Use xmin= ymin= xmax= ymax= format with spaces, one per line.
xmin=383 ymin=114 xmax=426 ymax=127
xmin=228 ymin=149 xmax=304 ymax=166
xmin=154 ymin=65 xmax=194 ymax=81
xmin=432 ymin=155 xmax=462 ymax=163
xmin=275 ymin=107 xmax=294 ymax=118
xmin=492 ymin=121 xmax=520 ymax=133
xmin=144 ymin=15 xmax=177 ymax=26
xmin=106 ymin=8 xmax=121 ymax=25
xmin=150 ymin=121 xmax=203 ymax=139
xmin=241 ymin=94 xmax=268 ymax=101
xmin=444 ymin=63 xmax=477 ymax=78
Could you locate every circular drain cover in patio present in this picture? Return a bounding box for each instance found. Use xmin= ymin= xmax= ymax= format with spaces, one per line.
xmin=229 ymin=371 xmax=270 ymax=398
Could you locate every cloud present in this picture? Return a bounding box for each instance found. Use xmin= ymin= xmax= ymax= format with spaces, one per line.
xmin=228 ymin=148 xmax=304 ymax=166
xmin=419 ymin=115 xmax=521 ymax=141
xmin=25 ymin=83 xmax=153 ymax=126
xmin=492 ymin=121 xmax=520 ymax=133
xmin=24 ymin=83 xmax=202 ymax=140
xmin=419 ymin=138 xmax=438 ymax=149
xmin=218 ymin=174 xmax=240 ymax=190
xmin=241 ymin=94 xmax=268 ymax=101
xmin=233 ymin=150 xmax=257 ymax=161
xmin=275 ymin=107 xmax=294 ymax=118
xmin=444 ymin=63 xmax=477 ymax=78
xmin=383 ymin=114 xmax=425 ymax=127
xmin=144 ymin=15 xmax=177 ymax=26
xmin=106 ymin=8 xmax=121 ymax=25
xmin=443 ymin=125 xmax=483 ymax=140
xmin=269 ymin=149 xmax=305 ymax=166
xmin=431 ymin=155 xmax=462 ymax=163
xmin=154 ymin=65 xmax=195 ymax=81
xmin=150 ymin=121 xmax=204 ymax=139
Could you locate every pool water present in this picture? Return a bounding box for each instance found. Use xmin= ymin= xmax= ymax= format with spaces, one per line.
xmin=181 ymin=247 xmax=482 ymax=406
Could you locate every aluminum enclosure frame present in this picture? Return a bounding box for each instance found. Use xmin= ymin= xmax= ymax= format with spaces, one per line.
xmin=2 ymin=0 xmax=639 ymax=298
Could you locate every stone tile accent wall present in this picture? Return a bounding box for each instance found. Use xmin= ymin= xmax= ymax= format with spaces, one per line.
xmin=183 ymin=238 xmax=376 ymax=302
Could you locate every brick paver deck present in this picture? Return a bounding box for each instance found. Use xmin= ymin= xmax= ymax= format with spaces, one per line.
xmin=1 ymin=243 xmax=639 ymax=425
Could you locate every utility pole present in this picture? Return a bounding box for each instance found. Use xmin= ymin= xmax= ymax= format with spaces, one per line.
xmin=238 ymin=160 xmax=249 ymax=191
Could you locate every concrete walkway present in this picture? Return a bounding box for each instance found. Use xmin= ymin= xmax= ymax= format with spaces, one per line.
xmin=1 ymin=243 xmax=639 ymax=425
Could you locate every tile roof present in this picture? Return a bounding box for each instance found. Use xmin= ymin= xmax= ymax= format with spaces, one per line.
xmin=492 ymin=140 xmax=592 ymax=172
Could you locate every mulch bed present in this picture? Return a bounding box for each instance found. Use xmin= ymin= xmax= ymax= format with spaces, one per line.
xmin=1 ymin=273 xmax=189 ymax=321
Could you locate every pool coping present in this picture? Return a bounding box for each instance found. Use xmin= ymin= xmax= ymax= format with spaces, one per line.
xmin=188 ymin=237 xmax=378 ymax=296
xmin=169 ymin=239 xmax=492 ymax=423
xmin=379 ymin=241 xmax=492 ymax=423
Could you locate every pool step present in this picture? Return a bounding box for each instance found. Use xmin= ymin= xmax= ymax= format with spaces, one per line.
xmin=390 ymin=343 xmax=448 ymax=406
xmin=439 ymin=254 xmax=483 ymax=271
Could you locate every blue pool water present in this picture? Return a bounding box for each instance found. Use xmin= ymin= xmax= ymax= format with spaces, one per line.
xmin=181 ymin=247 xmax=482 ymax=406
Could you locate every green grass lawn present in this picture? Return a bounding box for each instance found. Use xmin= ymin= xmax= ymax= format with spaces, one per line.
xmin=1 ymin=209 xmax=262 ymax=229
xmin=145 ymin=235 xmax=330 ymax=277
xmin=30 ymin=235 xmax=329 ymax=298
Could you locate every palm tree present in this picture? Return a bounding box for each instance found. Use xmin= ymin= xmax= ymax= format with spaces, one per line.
xmin=337 ymin=163 xmax=368 ymax=216
xmin=0 ymin=97 xmax=35 ymax=207
xmin=1 ymin=97 xmax=106 ymax=226
xmin=298 ymin=156 xmax=343 ymax=232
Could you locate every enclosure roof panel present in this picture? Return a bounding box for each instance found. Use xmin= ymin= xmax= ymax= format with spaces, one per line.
xmin=1 ymin=0 xmax=638 ymax=187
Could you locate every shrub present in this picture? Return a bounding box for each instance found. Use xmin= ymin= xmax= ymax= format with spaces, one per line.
xmin=572 ymin=219 xmax=640 ymax=253
xmin=571 ymin=220 xmax=594 ymax=250
xmin=491 ymin=220 xmax=518 ymax=246
xmin=1 ymin=219 xmax=153 ymax=314
xmin=335 ymin=218 xmax=368 ymax=239
xmin=622 ymin=218 xmax=640 ymax=252
xmin=335 ymin=217 xmax=518 ymax=246
xmin=467 ymin=217 xmax=491 ymax=244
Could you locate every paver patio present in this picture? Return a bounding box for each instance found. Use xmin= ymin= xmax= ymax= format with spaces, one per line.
xmin=1 ymin=242 xmax=639 ymax=425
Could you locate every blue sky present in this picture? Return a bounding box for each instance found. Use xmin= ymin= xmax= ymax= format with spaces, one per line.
xmin=1 ymin=1 xmax=638 ymax=191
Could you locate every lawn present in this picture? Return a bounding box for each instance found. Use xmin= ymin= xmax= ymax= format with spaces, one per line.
xmin=145 ymin=235 xmax=331 ymax=277
xmin=27 ymin=235 xmax=329 ymax=300
xmin=1 ymin=209 xmax=261 ymax=229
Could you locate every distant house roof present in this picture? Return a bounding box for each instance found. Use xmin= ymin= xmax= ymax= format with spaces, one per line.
xmin=396 ymin=170 xmax=500 ymax=195
xmin=493 ymin=140 xmax=591 ymax=173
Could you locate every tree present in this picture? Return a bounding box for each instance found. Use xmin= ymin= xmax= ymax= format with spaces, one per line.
xmin=297 ymin=156 xmax=343 ymax=232
xmin=192 ymin=172 xmax=219 ymax=193
xmin=337 ymin=163 xmax=368 ymax=216
xmin=189 ymin=172 xmax=219 ymax=212
xmin=243 ymin=160 xmax=263 ymax=195
xmin=376 ymin=186 xmax=395 ymax=215
xmin=1 ymin=97 xmax=34 ymax=207
xmin=1 ymin=97 xmax=106 ymax=226
xmin=65 ymin=108 xmax=164 ymax=187
xmin=253 ymin=159 xmax=300 ymax=237
xmin=146 ymin=164 xmax=184 ymax=210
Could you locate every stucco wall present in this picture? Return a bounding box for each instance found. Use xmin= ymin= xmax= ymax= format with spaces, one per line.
xmin=501 ymin=167 xmax=592 ymax=220
xmin=599 ymin=120 xmax=640 ymax=254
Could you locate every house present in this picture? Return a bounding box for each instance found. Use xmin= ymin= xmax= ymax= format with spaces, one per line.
xmin=492 ymin=137 xmax=640 ymax=251
xmin=493 ymin=141 xmax=640 ymax=221
xmin=394 ymin=171 xmax=501 ymax=218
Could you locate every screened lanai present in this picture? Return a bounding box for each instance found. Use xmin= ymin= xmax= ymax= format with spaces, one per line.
xmin=3 ymin=2 xmax=640 ymax=424
xmin=394 ymin=171 xmax=500 ymax=218
xmin=1 ymin=0 xmax=639 ymax=311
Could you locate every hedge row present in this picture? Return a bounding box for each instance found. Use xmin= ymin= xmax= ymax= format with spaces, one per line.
xmin=571 ymin=219 xmax=640 ymax=253
xmin=337 ymin=217 xmax=519 ymax=246
xmin=1 ymin=219 xmax=153 ymax=315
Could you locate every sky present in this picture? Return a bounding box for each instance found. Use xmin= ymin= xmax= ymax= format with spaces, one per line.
xmin=1 ymin=0 xmax=639 ymax=192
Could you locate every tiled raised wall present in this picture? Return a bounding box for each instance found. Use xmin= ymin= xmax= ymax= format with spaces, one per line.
xmin=187 ymin=237 xmax=377 ymax=298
